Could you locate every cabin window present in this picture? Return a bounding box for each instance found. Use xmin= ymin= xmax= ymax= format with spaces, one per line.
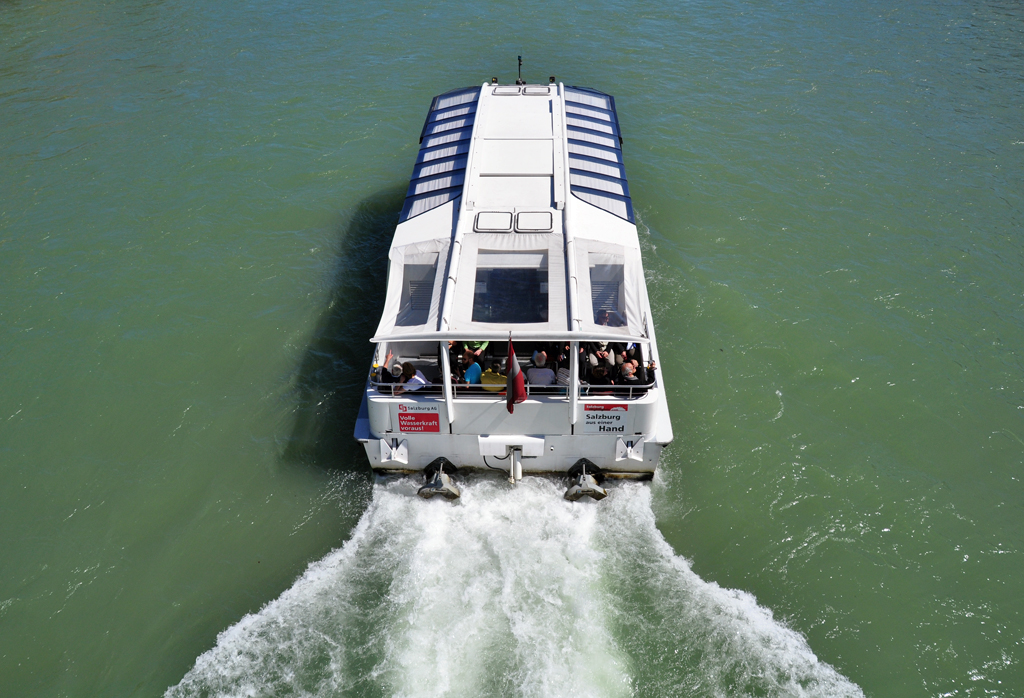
xmin=472 ymin=251 xmax=549 ymax=323
xmin=396 ymin=255 xmax=438 ymax=327
xmin=588 ymin=252 xmax=626 ymax=327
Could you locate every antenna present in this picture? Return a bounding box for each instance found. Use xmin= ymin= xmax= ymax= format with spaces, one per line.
xmin=516 ymin=55 xmax=524 ymax=85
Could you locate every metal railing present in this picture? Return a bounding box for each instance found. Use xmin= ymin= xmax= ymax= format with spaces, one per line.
xmin=369 ymin=379 xmax=655 ymax=401
xmin=369 ymin=369 xmax=657 ymax=400
xmin=450 ymin=383 xmax=569 ymax=399
xmin=368 ymin=379 xmax=443 ymax=397
xmin=577 ymin=381 xmax=655 ymax=400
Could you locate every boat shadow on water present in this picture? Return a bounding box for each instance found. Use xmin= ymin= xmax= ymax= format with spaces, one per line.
xmin=282 ymin=186 xmax=404 ymax=473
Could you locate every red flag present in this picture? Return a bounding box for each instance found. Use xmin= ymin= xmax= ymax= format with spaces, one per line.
xmin=506 ymin=338 xmax=527 ymax=413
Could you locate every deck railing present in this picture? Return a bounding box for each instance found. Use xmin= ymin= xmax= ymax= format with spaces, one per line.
xmin=369 ymin=378 xmax=656 ymax=400
xmin=577 ymin=382 xmax=654 ymax=399
xmin=368 ymin=380 xmax=444 ymax=397
xmin=451 ymin=383 xmax=568 ymax=398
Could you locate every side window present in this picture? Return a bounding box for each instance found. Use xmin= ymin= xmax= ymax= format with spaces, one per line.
xmin=589 ymin=253 xmax=626 ymax=327
xmin=396 ymin=256 xmax=438 ymax=327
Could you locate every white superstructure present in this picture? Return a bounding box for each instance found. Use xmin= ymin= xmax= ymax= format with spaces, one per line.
xmin=354 ymin=81 xmax=672 ymax=493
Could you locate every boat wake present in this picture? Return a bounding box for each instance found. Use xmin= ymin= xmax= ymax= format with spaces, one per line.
xmin=167 ymin=479 xmax=863 ymax=698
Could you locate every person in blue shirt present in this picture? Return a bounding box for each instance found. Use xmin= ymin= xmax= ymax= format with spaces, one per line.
xmin=462 ymin=350 xmax=482 ymax=384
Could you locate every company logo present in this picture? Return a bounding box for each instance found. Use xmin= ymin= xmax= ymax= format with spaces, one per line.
xmin=397 ymin=404 xmax=438 ymax=413
xmin=584 ymin=404 xmax=628 ymax=412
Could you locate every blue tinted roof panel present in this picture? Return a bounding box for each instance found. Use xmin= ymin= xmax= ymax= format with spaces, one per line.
xmin=401 ymin=87 xmax=480 ymax=222
xmin=565 ymin=86 xmax=634 ymax=223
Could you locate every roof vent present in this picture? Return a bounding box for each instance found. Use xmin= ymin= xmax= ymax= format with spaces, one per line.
xmin=475 ymin=211 xmax=513 ymax=232
xmin=515 ymin=211 xmax=553 ymax=232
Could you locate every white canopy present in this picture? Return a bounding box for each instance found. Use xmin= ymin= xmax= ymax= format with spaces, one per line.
xmin=372 ymin=238 xmax=450 ymax=339
xmin=572 ymin=237 xmax=646 ymax=338
xmin=369 ymin=231 xmax=650 ymax=343
xmin=447 ymin=232 xmax=568 ymax=334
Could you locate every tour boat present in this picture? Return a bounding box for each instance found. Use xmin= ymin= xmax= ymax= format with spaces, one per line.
xmin=353 ymin=79 xmax=673 ymax=500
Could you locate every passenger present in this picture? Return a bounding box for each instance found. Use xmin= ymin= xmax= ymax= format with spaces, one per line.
xmin=619 ymin=361 xmax=644 ymax=396
xmin=393 ymin=361 xmax=428 ymax=395
xmin=378 ymin=362 xmax=402 ymax=384
xmin=481 ymin=361 xmax=507 ymax=392
xmin=546 ymin=342 xmax=570 ymax=369
xmin=462 ymin=350 xmax=482 ymax=384
xmin=538 ymin=347 xmax=571 ymax=388
xmin=589 ymin=364 xmax=614 ymax=386
xmin=463 ymin=340 xmax=488 ymax=357
xmin=611 ymin=342 xmax=630 ymax=365
xmin=636 ymin=359 xmax=657 ymax=385
xmin=585 ymin=340 xmax=617 ymax=369
xmin=620 ymin=361 xmax=640 ymax=384
xmin=618 ymin=342 xmax=637 ymax=364
xmin=588 ymin=364 xmax=615 ymax=394
xmin=374 ymin=348 xmax=393 ymax=381
xmin=596 ymin=308 xmax=626 ymax=328
xmin=375 ymin=349 xmax=394 ymax=381
xmin=526 ymin=351 xmax=556 ymax=385
xmin=588 ymin=339 xmax=632 ymax=367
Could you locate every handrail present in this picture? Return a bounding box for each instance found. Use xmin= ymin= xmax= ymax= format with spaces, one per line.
xmin=368 ymin=379 xmax=575 ymax=400
xmin=366 ymin=380 xmax=655 ymax=401
xmin=368 ymin=380 xmax=444 ymax=397
xmin=440 ymin=341 xmax=455 ymax=424
xmin=451 ymin=383 xmax=568 ymax=399
xmin=576 ymin=381 xmax=656 ymax=400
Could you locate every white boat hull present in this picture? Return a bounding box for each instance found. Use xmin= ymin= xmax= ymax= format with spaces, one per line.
xmin=353 ymin=80 xmax=674 ymax=488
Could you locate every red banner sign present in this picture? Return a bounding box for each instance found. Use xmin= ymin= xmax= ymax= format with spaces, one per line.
xmin=397 ymin=404 xmax=441 ymax=433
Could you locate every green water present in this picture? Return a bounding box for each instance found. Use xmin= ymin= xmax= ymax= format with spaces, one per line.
xmin=1 ymin=0 xmax=1022 ymax=695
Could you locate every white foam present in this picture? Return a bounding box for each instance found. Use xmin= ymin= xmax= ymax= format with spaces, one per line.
xmin=168 ymin=478 xmax=863 ymax=698
xmin=597 ymin=482 xmax=864 ymax=698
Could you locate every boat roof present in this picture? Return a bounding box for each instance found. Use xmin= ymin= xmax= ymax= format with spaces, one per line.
xmin=372 ymin=82 xmax=653 ymax=344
